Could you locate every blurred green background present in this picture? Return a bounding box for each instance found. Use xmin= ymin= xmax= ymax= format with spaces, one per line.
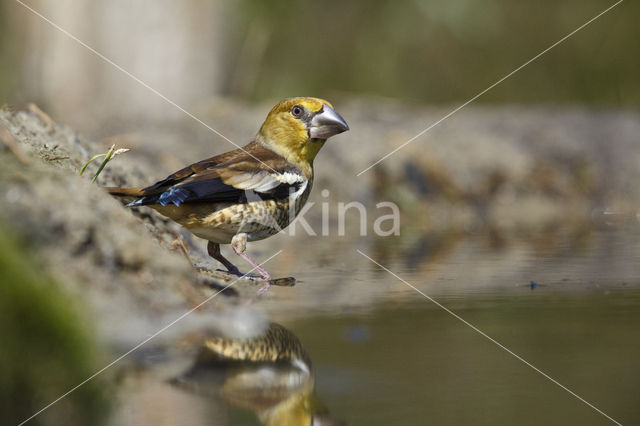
xmin=0 ymin=0 xmax=637 ymax=116
xmin=229 ymin=0 xmax=637 ymax=105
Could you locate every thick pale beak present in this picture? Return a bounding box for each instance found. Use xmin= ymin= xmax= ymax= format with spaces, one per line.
xmin=309 ymin=105 xmax=349 ymax=139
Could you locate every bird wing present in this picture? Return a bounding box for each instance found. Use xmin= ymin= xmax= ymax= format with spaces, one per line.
xmin=129 ymin=142 xmax=307 ymax=207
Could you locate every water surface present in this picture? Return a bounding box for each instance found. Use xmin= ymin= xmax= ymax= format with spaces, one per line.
xmin=113 ymin=225 xmax=640 ymax=425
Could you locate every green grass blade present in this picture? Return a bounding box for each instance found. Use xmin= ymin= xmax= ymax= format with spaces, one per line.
xmin=79 ymin=153 xmax=107 ymax=176
xmin=90 ymin=144 xmax=115 ymax=183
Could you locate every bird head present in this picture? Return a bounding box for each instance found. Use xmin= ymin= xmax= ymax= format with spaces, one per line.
xmin=257 ymin=97 xmax=349 ymax=171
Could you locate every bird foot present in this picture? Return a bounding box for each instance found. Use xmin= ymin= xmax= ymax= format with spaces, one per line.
xmin=212 ymin=267 xmax=271 ymax=283
xmin=234 ymin=252 xmax=271 ymax=281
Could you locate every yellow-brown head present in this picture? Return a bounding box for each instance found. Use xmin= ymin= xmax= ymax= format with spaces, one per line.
xmin=256 ymin=97 xmax=349 ymax=171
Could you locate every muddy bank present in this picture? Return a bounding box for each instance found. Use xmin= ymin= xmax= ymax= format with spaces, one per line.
xmin=0 ymin=106 xmax=253 ymax=350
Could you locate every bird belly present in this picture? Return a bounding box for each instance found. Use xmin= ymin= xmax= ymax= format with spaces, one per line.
xmin=169 ymin=200 xmax=290 ymax=243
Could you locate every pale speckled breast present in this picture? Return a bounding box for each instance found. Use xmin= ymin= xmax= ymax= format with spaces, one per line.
xmin=166 ymin=175 xmax=314 ymax=244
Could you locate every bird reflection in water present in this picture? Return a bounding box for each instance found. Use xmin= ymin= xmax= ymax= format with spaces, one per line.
xmin=172 ymin=322 xmax=344 ymax=426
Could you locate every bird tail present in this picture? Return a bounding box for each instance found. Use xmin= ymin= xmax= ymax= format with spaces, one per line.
xmin=105 ymin=186 xmax=157 ymax=207
xmin=104 ymin=186 xmax=145 ymax=197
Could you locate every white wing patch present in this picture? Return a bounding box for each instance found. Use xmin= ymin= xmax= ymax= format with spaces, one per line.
xmin=277 ymin=171 xmax=308 ymax=200
xmin=276 ymin=171 xmax=306 ymax=185
xmin=223 ymin=170 xmax=306 ymax=194
xmin=289 ymin=178 xmax=308 ymax=201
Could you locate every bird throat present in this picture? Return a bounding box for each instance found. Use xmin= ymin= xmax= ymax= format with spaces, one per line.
xmin=303 ymin=138 xmax=326 ymax=163
xmin=258 ymin=134 xmax=323 ymax=176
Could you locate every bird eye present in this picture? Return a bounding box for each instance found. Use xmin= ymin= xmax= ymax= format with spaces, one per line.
xmin=291 ymin=105 xmax=304 ymax=118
